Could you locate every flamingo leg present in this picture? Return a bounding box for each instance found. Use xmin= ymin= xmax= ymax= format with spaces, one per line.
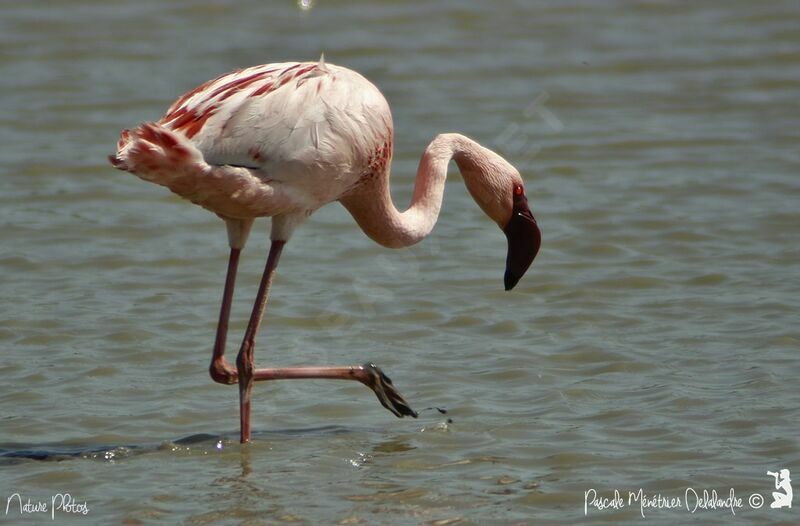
xmin=210 ymin=241 xmax=417 ymax=444
xmin=208 ymin=247 xmax=241 ymax=385
xmin=252 ymin=364 xmax=418 ymax=418
xmin=236 ymin=240 xmax=285 ymax=443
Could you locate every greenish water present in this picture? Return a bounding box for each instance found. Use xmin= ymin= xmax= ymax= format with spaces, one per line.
xmin=1 ymin=0 xmax=799 ymax=524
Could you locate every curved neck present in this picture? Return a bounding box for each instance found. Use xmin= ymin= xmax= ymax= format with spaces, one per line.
xmin=341 ymin=133 xmax=494 ymax=248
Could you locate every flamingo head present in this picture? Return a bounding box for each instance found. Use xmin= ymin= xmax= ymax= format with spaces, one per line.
xmin=456 ymin=146 xmax=541 ymax=290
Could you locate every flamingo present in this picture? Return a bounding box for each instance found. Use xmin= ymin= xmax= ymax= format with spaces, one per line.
xmin=109 ymin=58 xmax=541 ymax=444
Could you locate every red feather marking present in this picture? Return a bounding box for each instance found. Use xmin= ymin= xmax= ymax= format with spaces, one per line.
xmin=161 ymin=65 xmax=302 ymax=124
xmin=248 ymin=147 xmax=262 ymax=162
xmin=251 ymin=82 xmax=275 ymax=97
xmin=208 ymin=71 xmax=270 ymax=101
xmin=273 ymin=63 xmax=308 ymax=88
xmin=117 ymin=129 xmax=131 ymax=150
xmin=281 ymin=63 xmax=302 ymax=74
xmin=364 ymin=136 xmax=393 ymax=177
xmin=138 ymin=123 xmax=177 ymax=150
xmin=163 ymin=75 xmax=223 ymax=119
xmin=219 ymin=77 xmax=264 ymax=101
xmin=109 ymin=154 xmax=121 ymax=167
xmin=181 ymin=108 xmax=217 ymax=139
xmin=161 ymin=105 xmax=190 ymax=127
xmin=164 ymin=108 xmax=196 ymax=130
xmin=137 ymin=123 xmax=159 ymax=144
xmin=293 ymin=64 xmax=317 ymax=78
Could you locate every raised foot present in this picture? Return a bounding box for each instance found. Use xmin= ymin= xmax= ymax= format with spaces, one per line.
xmin=360 ymin=363 xmax=418 ymax=418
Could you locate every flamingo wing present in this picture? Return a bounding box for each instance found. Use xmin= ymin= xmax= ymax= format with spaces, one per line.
xmin=160 ymin=62 xmax=392 ymax=193
xmin=111 ymin=60 xmax=393 ymax=218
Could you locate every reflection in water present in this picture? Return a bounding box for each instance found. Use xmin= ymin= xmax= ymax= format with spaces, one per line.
xmin=0 ymin=426 xmax=355 ymax=464
xmin=372 ymin=437 xmax=417 ymax=455
xmin=239 ymin=443 xmax=252 ymax=477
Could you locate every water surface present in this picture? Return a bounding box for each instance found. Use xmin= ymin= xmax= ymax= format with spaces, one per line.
xmin=1 ymin=0 xmax=799 ymax=524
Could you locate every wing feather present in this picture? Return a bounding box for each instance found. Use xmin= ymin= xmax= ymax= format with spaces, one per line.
xmin=158 ymin=61 xmax=393 ymax=204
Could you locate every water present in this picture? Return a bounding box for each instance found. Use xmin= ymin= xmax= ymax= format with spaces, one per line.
xmin=1 ymin=0 xmax=799 ymax=523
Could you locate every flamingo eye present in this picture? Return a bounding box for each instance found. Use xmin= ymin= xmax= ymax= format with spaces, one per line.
xmin=514 ymin=184 xmax=524 ymax=196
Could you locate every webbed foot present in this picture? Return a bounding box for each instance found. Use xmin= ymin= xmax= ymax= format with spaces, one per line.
xmin=360 ymin=363 xmax=418 ymax=418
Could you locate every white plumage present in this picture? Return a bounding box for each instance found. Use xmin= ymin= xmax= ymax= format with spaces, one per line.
xmin=113 ymin=60 xmax=393 ymax=241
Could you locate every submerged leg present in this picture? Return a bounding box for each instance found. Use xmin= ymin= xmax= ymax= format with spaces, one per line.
xmin=237 ymin=240 xmax=285 ymax=443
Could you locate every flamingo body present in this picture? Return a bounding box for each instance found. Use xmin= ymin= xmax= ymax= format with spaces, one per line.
xmin=113 ymin=60 xmax=392 ymax=238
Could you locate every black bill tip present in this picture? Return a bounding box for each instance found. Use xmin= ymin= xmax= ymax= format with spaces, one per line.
xmin=503 ymin=186 xmax=541 ymax=290
xmin=504 ymin=268 xmax=522 ymax=291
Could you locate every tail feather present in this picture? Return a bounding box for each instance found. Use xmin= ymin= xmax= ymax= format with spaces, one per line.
xmin=109 ymin=122 xmax=285 ymax=219
xmin=108 ymin=122 xmax=204 ymax=185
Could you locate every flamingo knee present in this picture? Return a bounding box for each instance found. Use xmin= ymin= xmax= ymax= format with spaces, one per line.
xmin=209 ymin=358 xmax=237 ymax=385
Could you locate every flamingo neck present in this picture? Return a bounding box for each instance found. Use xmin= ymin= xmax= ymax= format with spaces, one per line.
xmin=341 ymin=133 xmax=492 ymax=249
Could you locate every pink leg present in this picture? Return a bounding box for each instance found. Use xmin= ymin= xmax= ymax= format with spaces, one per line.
xmin=209 ymin=247 xmax=241 ymax=385
xmin=209 ymin=241 xmax=417 ymax=444
xmin=237 ymin=240 xmax=285 ymax=443
xmin=253 ymin=364 xmax=417 ymax=418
